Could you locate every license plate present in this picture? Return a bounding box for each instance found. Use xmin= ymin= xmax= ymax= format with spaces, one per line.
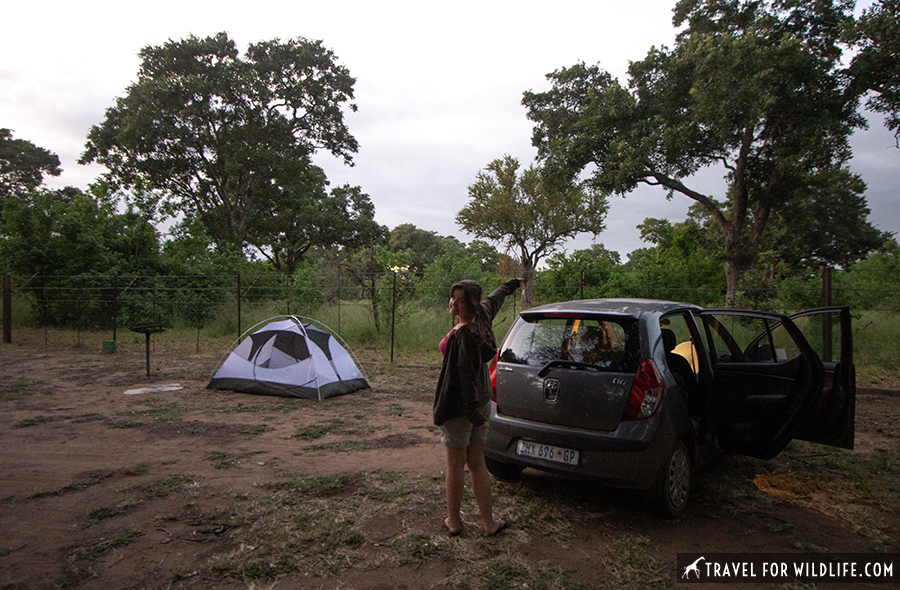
xmin=516 ymin=440 xmax=579 ymax=466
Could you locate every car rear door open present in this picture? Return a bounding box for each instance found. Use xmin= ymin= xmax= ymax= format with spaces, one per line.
xmin=700 ymin=310 xmax=824 ymax=460
xmin=785 ymin=307 xmax=855 ymax=450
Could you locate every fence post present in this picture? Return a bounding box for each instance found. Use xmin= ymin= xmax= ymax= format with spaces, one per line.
xmin=3 ymin=275 xmax=11 ymax=344
xmin=390 ymin=271 xmax=397 ymax=364
xmin=822 ymin=265 xmax=833 ymax=362
xmin=236 ymin=274 xmax=242 ymax=337
xmin=112 ymin=274 xmax=118 ymax=342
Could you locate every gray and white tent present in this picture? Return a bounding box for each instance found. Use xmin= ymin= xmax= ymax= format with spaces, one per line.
xmin=207 ymin=316 xmax=369 ymax=400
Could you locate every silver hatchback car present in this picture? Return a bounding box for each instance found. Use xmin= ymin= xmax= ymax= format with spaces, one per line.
xmin=485 ymin=299 xmax=855 ymax=517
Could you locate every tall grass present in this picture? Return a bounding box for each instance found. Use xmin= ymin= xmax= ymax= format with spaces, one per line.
xmin=853 ymin=310 xmax=900 ymax=387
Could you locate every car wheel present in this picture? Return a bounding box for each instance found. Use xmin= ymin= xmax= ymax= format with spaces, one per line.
xmin=654 ymin=440 xmax=691 ymax=518
xmin=485 ymin=457 xmax=524 ymax=480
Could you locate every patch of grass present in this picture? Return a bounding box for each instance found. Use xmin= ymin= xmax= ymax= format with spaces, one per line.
xmin=240 ymin=424 xmax=272 ymax=435
xmin=204 ymin=401 xmax=308 ymax=415
xmin=360 ymin=471 xmax=412 ymax=501
xmin=293 ymin=418 xmax=385 ymax=440
xmin=107 ymin=418 xmax=145 ymax=428
xmin=265 ymin=472 xmax=361 ymax=497
xmin=594 ymin=534 xmax=671 ymax=590
xmin=304 ymin=440 xmax=371 ymax=453
xmin=29 ymin=472 xmax=114 ymax=499
xmin=207 ymin=451 xmax=241 ymax=470
xmin=85 ymin=472 xmax=199 ymax=526
xmin=756 ymin=440 xmax=900 ymax=546
xmin=196 ymin=505 xmax=244 ymax=536
xmin=391 ymin=532 xmax=439 ymax=560
xmin=388 ymin=403 xmax=410 ymax=416
xmin=206 ymin=498 xmax=366 ymax=579
xmin=493 ymin=477 xmax=596 ymax=540
xmin=122 ymin=463 xmax=149 ymax=476
xmin=70 ymin=412 xmax=106 ymax=423
xmin=130 ymin=475 xmax=197 ymax=498
xmin=451 ymin=554 xmax=594 ymax=590
xmin=69 ymin=529 xmax=143 ymax=564
xmin=139 ymin=399 xmax=188 ymax=422
xmin=0 ymin=378 xmax=46 ymax=401
xmin=12 ymin=415 xmax=56 ymax=428
xmin=86 ymin=499 xmax=143 ymax=526
xmin=205 ymin=469 xmax=418 ymax=581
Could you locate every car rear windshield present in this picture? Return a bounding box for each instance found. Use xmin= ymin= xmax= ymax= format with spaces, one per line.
xmin=499 ymin=314 xmax=641 ymax=372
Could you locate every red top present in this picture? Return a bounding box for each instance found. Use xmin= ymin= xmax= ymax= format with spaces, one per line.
xmin=439 ymin=328 xmax=453 ymax=357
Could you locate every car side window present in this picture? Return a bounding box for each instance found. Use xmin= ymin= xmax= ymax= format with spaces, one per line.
xmin=659 ymin=313 xmax=700 ymax=375
xmin=704 ymin=314 xmax=801 ymax=364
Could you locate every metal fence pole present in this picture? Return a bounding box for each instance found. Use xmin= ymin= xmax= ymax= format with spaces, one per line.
xmin=390 ymin=271 xmax=397 ymax=364
xmin=3 ymin=275 xmax=11 ymax=344
xmin=112 ymin=274 xmax=118 ymax=342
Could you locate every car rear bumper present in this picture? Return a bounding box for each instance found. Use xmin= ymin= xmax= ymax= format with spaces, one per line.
xmin=486 ymin=405 xmax=675 ymax=490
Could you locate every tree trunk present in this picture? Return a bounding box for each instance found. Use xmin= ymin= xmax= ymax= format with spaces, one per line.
xmin=521 ymin=258 xmax=536 ymax=307
xmin=724 ymin=259 xmax=741 ymax=308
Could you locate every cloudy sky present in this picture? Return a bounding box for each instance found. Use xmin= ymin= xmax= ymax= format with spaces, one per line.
xmin=2 ymin=0 xmax=896 ymax=259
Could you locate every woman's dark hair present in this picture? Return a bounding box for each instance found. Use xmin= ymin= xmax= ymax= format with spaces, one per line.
xmin=450 ymin=280 xmax=495 ymax=347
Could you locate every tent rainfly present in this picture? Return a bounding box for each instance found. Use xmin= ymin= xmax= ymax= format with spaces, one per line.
xmin=207 ymin=316 xmax=369 ymax=400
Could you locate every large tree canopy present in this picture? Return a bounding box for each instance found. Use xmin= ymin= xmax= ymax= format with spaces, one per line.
xmin=1 ymin=129 xmax=62 ymax=221
xmin=457 ymin=155 xmax=609 ymax=304
xmin=80 ymin=32 xmax=364 ymax=261
xmin=524 ymin=0 xmax=882 ymax=306
xmin=850 ymin=0 xmax=900 ymax=143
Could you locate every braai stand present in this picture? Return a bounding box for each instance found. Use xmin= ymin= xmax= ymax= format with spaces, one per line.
xmin=129 ymin=322 xmax=165 ymax=378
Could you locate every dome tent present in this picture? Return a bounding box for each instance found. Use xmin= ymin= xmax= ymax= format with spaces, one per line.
xmin=207 ymin=316 xmax=369 ymax=400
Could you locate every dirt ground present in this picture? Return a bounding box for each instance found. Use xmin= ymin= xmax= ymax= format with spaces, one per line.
xmin=0 ymin=343 xmax=898 ymax=590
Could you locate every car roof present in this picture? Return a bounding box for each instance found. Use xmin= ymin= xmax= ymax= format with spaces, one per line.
xmin=520 ymin=298 xmax=702 ymax=318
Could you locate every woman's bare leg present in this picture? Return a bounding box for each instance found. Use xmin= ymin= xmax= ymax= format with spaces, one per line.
xmin=466 ymin=443 xmax=504 ymax=534
xmin=444 ymin=445 xmax=467 ymax=533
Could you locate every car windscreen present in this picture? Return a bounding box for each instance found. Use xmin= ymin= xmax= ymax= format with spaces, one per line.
xmin=498 ymin=314 xmax=641 ymax=372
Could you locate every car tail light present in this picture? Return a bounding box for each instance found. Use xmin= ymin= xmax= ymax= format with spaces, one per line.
xmin=621 ymin=360 xmax=665 ymax=421
xmin=490 ymin=351 xmax=499 ymax=402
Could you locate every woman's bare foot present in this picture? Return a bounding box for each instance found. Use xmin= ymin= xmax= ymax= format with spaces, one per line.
xmin=444 ymin=516 xmax=462 ymax=536
xmin=483 ymin=518 xmax=507 ymax=536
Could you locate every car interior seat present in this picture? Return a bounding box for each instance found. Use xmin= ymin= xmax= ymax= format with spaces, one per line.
xmin=661 ymin=328 xmax=698 ymax=410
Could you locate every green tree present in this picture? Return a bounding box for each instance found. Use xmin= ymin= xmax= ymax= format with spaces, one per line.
xmin=537 ymin=244 xmax=621 ymax=302
xmin=524 ymin=0 xmax=879 ymax=306
xmin=466 ymin=239 xmax=501 ymax=273
xmin=851 ymin=0 xmax=900 ymax=143
xmin=0 ymin=129 xmax=62 ymax=224
xmin=837 ymin=237 xmax=900 ymax=311
xmin=0 ymin=186 xmax=157 ymax=276
xmin=80 ymin=32 xmax=360 ymax=260
xmin=0 ymin=129 xmax=61 ymax=198
xmin=764 ymin=166 xmax=888 ymax=270
xmin=634 ymin=216 xmax=726 ymax=305
xmin=249 ymin=176 xmax=382 ymax=275
xmin=387 ymin=223 xmax=445 ymax=273
xmin=456 ymin=155 xmax=609 ymax=304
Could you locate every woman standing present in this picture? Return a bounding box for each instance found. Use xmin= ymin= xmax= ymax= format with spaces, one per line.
xmin=434 ymin=277 xmax=521 ymax=536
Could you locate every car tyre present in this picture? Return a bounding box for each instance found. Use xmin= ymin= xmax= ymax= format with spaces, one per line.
xmin=654 ymin=440 xmax=691 ymax=518
xmin=485 ymin=457 xmax=524 ymax=480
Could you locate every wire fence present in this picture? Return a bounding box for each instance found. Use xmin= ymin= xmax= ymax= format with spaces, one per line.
xmin=2 ymin=268 xmax=898 ymax=358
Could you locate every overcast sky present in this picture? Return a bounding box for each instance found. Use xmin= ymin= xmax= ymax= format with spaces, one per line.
xmin=2 ymin=0 xmax=896 ymax=260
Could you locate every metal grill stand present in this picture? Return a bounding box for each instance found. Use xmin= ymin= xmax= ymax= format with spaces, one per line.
xmin=129 ymin=322 xmax=165 ymax=378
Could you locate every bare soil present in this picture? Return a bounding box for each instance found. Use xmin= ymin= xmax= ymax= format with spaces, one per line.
xmin=0 ymin=343 xmax=897 ymax=590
